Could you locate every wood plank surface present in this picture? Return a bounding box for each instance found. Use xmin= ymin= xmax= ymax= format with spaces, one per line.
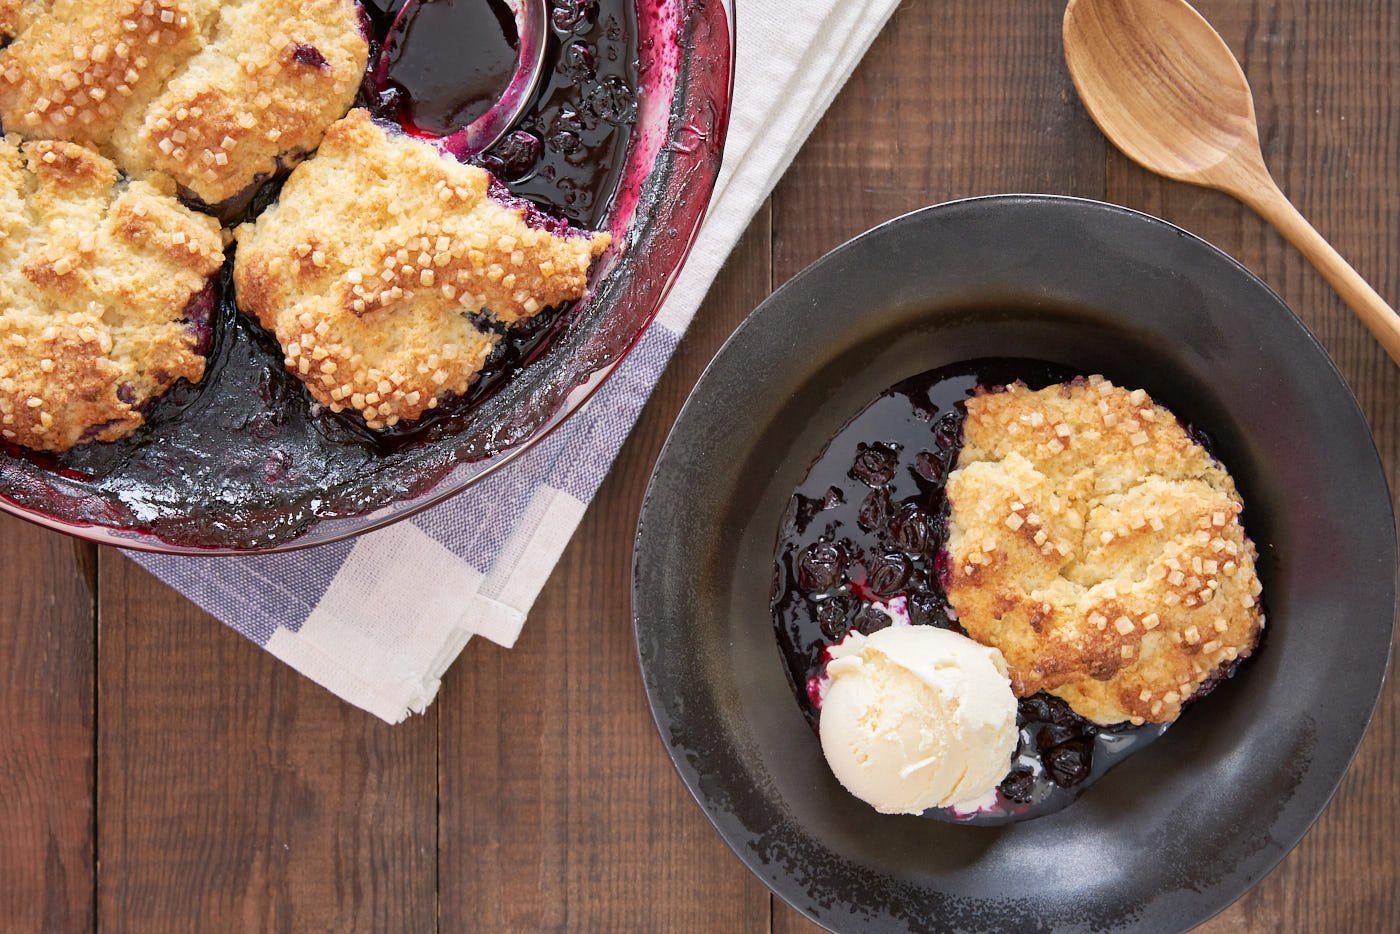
xmin=437 ymin=207 xmax=775 ymax=932
xmin=1 ymin=1 xmax=1398 ymax=932
xmin=0 ymin=520 xmax=94 ymax=933
xmin=96 ymin=556 xmax=438 ymax=932
xmin=772 ymin=0 xmax=1105 ymax=284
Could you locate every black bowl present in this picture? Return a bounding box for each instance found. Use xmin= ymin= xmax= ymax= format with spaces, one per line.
xmin=633 ymin=195 xmax=1397 ymax=933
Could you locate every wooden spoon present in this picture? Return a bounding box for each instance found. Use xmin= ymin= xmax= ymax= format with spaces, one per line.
xmin=1063 ymin=0 xmax=1400 ymax=365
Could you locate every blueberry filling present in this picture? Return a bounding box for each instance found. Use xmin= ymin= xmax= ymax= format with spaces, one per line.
xmin=181 ymin=277 xmax=220 ymax=357
xmin=292 ymin=43 xmax=331 ymax=71
xmin=771 ymin=359 xmax=1253 ymax=825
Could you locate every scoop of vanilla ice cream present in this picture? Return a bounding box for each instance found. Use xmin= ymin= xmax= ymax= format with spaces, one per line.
xmin=819 ymin=626 xmax=1018 ymax=815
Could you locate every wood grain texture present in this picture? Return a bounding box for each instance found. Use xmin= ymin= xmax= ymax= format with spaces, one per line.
xmin=772 ymin=0 xmax=1106 ymax=285
xmin=0 ymin=516 xmax=94 ymax=933
xmin=437 ymin=205 xmax=775 ymax=933
xmin=96 ymin=556 xmax=437 ymax=932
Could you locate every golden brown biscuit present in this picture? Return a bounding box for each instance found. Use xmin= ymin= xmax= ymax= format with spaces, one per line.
xmin=0 ymin=134 xmax=224 ymax=451
xmin=233 ymin=109 xmax=611 ymax=430
xmin=0 ymin=0 xmax=366 ymax=204
xmin=0 ymin=0 xmax=48 ymax=39
xmin=944 ymin=376 xmax=1264 ymax=725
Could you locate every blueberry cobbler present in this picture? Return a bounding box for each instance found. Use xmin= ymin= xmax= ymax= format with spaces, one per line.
xmin=772 ymin=361 xmax=1265 ymax=823
xmin=0 ymin=0 xmax=643 ymax=543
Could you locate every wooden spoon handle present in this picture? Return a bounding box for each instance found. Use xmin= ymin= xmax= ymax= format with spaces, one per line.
xmin=1238 ymin=175 xmax=1400 ymax=366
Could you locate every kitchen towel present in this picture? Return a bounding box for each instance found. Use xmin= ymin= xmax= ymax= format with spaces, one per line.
xmin=134 ymin=0 xmax=904 ymax=723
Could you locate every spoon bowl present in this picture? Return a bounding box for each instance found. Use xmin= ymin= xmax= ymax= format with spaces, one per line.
xmin=1064 ymin=0 xmax=1260 ymax=184
xmin=1064 ymin=0 xmax=1400 ymax=366
xmin=375 ymin=0 xmax=549 ymax=158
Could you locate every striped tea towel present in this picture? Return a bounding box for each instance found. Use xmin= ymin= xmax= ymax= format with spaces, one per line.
xmin=132 ymin=0 xmax=903 ymax=723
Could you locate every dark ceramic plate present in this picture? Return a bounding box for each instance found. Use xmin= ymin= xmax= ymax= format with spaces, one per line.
xmin=633 ymin=196 xmax=1397 ymax=933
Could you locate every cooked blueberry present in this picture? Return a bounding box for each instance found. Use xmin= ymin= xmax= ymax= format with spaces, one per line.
xmin=817 ymin=595 xmax=855 ymax=640
xmin=849 ymin=442 xmax=899 ymax=487
xmin=1020 ymin=692 xmax=1081 ymax=728
xmin=1043 ymin=740 xmax=1093 ymax=787
xmin=914 ymin=450 xmax=943 ymax=483
xmin=867 ymin=553 xmax=911 ymax=596
xmin=376 ymin=82 xmax=407 ymax=115
xmin=999 ymin=767 xmax=1037 ymax=803
xmin=550 ymin=0 xmax=598 ymax=30
xmin=587 ymin=75 xmax=637 ymax=125
xmin=932 ymin=413 xmax=962 ymax=452
xmin=547 ymin=124 xmax=583 ymax=153
xmin=559 ymin=40 xmax=597 ymax=81
xmin=906 ymin=591 xmax=953 ymax=628
xmin=550 ymin=103 xmax=588 ymax=136
xmin=854 ymin=606 xmax=891 ymax=635
xmin=888 ymin=503 xmax=934 ymax=554
xmin=480 ymin=130 xmax=543 ymax=181
xmin=181 ymin=282 xmax=218 ymax=356
xmin=292 ymin=44 xmax=330 ymax=70
xmin=247 ymin=412 xmax=284 ymax=442
xmin=797 ymin=542 xmax=847 ymax=592
xmin=263 ymin=451 xmax=292 ymax=483
xmin=1036 ymin=723 xmax=1080 ymax=750
xmin=932 ymin=549 xmax=954 ymax=588
xmin=821 ymin=485 xmax=845 ymax=510
xmin=857 ymin=488 xmax=890 ymax=531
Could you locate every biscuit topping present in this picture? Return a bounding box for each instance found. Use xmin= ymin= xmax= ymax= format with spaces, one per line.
xmin=233 ymin=109 xmax=611 ymax=430
xmin=0 ymin=134 xmax=224 ymax=451
xmin=0 ymin=0 xmax=368 ymax=203
xmin=944 ymin=376 xmax=1264 ymax=725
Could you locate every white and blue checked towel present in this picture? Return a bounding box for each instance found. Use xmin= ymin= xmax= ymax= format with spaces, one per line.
xmin=133 ymin=0 xmax=902 ymax=723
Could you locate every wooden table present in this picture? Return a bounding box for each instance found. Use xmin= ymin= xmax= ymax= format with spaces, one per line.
xmin=3 ymin=1 xmax=1397 ymax=930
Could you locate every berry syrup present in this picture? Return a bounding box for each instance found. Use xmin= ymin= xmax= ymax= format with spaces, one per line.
xmin=771 ymin=359 xmax=1176 ymax=825
xmin=376 ymin=0 xmax=522 ymax=137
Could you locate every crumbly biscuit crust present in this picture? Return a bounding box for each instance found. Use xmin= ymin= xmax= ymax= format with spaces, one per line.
xmin=945 ymin=376 xmax=1264 ymax=725
xmin=0 ymin=0 xmax=48 ymax=40
xmin=234 ymin=109 xmax=610 ymax=430
xmin=0 ymin=135 xmax=223 ymax=451
xmin=0 ymin=0 xmax=367 ymax=203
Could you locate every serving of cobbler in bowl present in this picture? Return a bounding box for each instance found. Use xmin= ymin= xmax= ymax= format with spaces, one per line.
xmin=633 ymin=196 xmax=1397 ymax=932
xmin=773 ymin=367 xmax=1267 ymax=826
xmin=0 ymin=0 xmax=733 ymax=551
